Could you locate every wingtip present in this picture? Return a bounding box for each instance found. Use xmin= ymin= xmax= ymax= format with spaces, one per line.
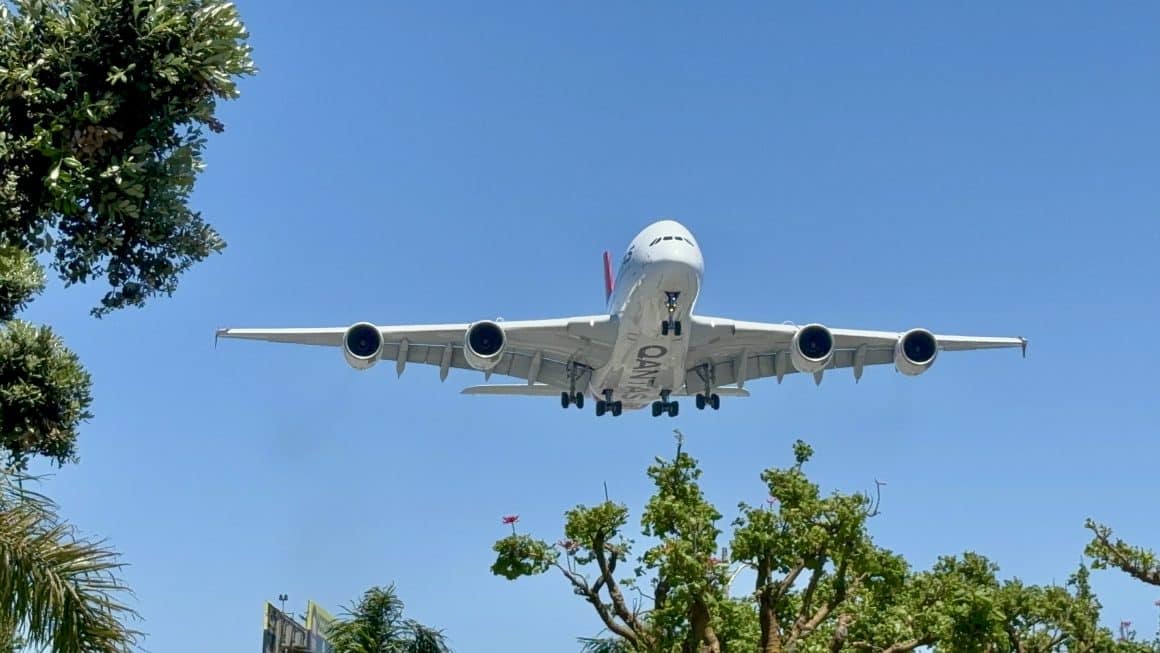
xmin=1021 ymin=337 xmax=1028 ymax=358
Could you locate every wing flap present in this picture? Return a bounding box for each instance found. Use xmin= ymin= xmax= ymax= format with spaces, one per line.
xmin=461 ymin=384 xmax=562 ymax=396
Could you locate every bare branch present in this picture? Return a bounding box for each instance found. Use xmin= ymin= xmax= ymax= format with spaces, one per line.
xmin=593 ymin=536 xmax=643 ymax=634
xmin=554 ymin=562 xmax=641 ymax=648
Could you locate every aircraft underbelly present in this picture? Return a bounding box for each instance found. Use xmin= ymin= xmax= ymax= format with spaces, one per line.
xmin=588 ymin=259 xmax=698 ymax=410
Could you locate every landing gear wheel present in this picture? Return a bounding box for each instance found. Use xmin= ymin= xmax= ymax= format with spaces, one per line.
xmin=696 ymin=394 xmax=706 ymax=410
xmin=652 ymin=401 xmax=663 ymax=417
xmin=561 ymin=392 xmax=571 ymax=409
xmin=673 ymin=321 xmax=682 ymax=336
xmin=668 ymin=402 xmax=679 ymax=417
xmin=575 ymin=394 xmax=584 ymax=409
xmin=611 ymin=402 xmax=623 ymax=417
xmin=710 ymin=393 xmax=720 ymax=410
xmin=661 ymin=321 xmax=670 ymax=336
xmin=596 ymin=400 xmax=606 ymax=417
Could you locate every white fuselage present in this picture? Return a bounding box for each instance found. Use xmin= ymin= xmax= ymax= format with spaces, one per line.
xmin=587 ymin=220 xmax=704 ymax=410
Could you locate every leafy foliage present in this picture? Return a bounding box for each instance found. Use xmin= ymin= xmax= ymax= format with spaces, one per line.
xmin=0 ymin=320 xmax=92 ymax=471
xmin=0 ymin=469 xmax=139 ymax=653
xmin=1085 ymin=519 xmax=1160 ymax=587
xmin=0 ymin=0 xmax=255 ymax=316
xmin=0 ymin=247 xmax=45 ymax=321
xmin=491 ymin=433 xmax=1159 ymax=653
xmin=327 ymin=585 xmax=451 ymax=653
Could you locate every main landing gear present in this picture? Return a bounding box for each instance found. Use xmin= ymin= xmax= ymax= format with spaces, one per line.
xmin=695 ymin=393 xmax=721 ymax=411
xmin=561 ymin=361 xmax=586 ymax=410
xmin=661 ymin=292 xmax=682 ymax=337
xmin=693 ymin=363 xmax=721 ymax=411
xmin=651 ymin=390 xmax=679 ymax=417
xmin=596 ymin=389 xmax=622 ymax=417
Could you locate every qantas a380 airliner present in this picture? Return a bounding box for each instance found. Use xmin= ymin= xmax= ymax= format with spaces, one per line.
xmin=216 ymin=220 xmax=1026 ymax=417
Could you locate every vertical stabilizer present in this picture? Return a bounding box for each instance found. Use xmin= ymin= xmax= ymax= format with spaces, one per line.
xmin=603 ymin=250 xmax=614 ymax=305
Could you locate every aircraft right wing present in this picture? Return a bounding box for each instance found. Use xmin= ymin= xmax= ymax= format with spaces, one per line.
xmin=682 ymin=316 xmax=1026 ymax=390
xmin=215 ymin=316 xmax=619 ymax=391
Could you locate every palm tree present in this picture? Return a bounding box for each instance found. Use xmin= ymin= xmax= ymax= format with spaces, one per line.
xmin=0 ymin=469 xmax=138 ymax=653
xmin=326 ymin=585 xmax=451 ymax=653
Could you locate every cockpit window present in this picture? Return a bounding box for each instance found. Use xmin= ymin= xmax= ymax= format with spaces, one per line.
xmin=650 ymin=238 xmax=661 ymax=246
xmin=662 ymin=236 xmax=672 ymax=241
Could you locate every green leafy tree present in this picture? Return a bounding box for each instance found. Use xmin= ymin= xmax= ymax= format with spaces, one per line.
xmin=1 ymin=0 xmax=255 ymax=316
xmin=0 ymin=0 xmax=254 ymax=649
xmin=0 ymin=469 xmax=139 ymax=653
xmin=0 ymin=0 xmax=254 ymax=469
xmin=491 ymin=433 xmax=1155 ymax=653
xmin=326 ymin=585 xmax=452 ymax=653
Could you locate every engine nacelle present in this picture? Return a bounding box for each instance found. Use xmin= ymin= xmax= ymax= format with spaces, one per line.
xmin=895 ymin=328 xmax=938 ymax=376
xmin=343 ymin=322 xmax=383 ymax=370
xmin=464 ymin=320 xmax=506 ymax=371
xmin=791 ymin=323 xmax=835 ymax=373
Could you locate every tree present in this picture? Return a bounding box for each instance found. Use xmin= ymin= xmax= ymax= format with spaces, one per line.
xmin=0 ymin=0 xmax=254 ymax=467
xmin=0 ymin=469 xmax=139 ymax=653
xmin=326 ymin=585 xmax=452 ymax=653
xmin=1 ymin=0 xmax=255 ymax=317
xmin=491 ymin=433 xmax=1155 ymax=652
xmin=0 ymin=0 xmax=254 ymax=649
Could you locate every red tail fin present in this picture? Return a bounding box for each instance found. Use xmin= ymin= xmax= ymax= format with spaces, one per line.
xmin=603 ymin=251 xmax=614 ymax=304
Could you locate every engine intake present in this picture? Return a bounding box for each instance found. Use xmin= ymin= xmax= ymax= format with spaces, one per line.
xmin=464 ymin=320 xmax=506 ymax=371
xmin=791 ymin=323 xmax=834 ymax=373
xmin=343 ymin=322 xmax=383 ymax=370
xmin=895 ymin=328 xmax=938 ymax=376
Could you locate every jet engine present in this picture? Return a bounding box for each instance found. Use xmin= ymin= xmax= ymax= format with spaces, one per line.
xmin=343 ymin=322 xmax=383 ymax=370
xmin=791 ymin=323 xmax=835 ymax=373
xmin=894 ymin=328 xmax=938 ymax=376
xmin=464 ymin=320 xmax=506 ymax=371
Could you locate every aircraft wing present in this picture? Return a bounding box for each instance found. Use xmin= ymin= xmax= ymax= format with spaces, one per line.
xmin=682 ymin=316 xmax=1026 ymax=389
xmin=215 ymin=316 xmax=618 ymax=390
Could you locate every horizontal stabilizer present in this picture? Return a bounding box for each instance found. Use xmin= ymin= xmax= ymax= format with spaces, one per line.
xmin=461 ymin=384 xmax=562 ymax=396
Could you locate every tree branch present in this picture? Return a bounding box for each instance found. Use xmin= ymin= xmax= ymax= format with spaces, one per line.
xmin=793 ymin=555 xmax=850 ymax=641
xmin=554 ymin=563 xmax=640 ymax=649
xmin=776 ymin=560 xmax=808 ymax=598
xmin=1088 ymin=524 xmax=1160 ymax=586
xmin=795 ymin=561 xmax=825 ymax=626
xmin=593 ymin=536 xmax=644 ymax=634
xmin=851 ymin=636 xmax=935 ymax=653
xmin=829 ymin=614 xmax=852 ymax=653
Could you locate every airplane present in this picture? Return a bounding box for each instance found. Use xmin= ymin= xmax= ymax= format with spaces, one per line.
xmin=215 ymin=219 xmax=1026 ymax=417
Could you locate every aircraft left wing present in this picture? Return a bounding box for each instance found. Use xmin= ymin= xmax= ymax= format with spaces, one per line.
xmin=682 ymin=316 xmax=1026 ymax=390
xmin=215 ymin=316 xmax=618 ymax=390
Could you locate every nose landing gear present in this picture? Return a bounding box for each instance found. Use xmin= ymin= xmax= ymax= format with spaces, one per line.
xmin=661 ymin=292 xmax=682 ymax=337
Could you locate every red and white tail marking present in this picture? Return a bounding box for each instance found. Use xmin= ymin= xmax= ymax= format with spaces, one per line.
xmin=603 ymin=250 xmax=614 ymax=304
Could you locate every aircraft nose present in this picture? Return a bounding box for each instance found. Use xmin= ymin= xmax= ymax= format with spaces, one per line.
xmin=648 ymin=238 xmax=703 ymax=271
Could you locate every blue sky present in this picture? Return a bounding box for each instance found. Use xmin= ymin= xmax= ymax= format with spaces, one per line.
xmin=21 ymin=1 xmax=1160 ymax=650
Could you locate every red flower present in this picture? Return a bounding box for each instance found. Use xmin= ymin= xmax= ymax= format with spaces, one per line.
xmin=558 ymin=539 xmax=579 ymax=553
xmin=502 ymin=515 xmax=519 ymax=525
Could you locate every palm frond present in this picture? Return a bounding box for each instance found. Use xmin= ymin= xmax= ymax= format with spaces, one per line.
xmin=578 ymin=635 xmax=633 ymax=653
xmin=0 ymin=469 xmax=139 ymax=653
xmin=328 ymin=584 xmax=451 ymax=653
xmin=403 ymin=620 xmax=450 ymax=653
